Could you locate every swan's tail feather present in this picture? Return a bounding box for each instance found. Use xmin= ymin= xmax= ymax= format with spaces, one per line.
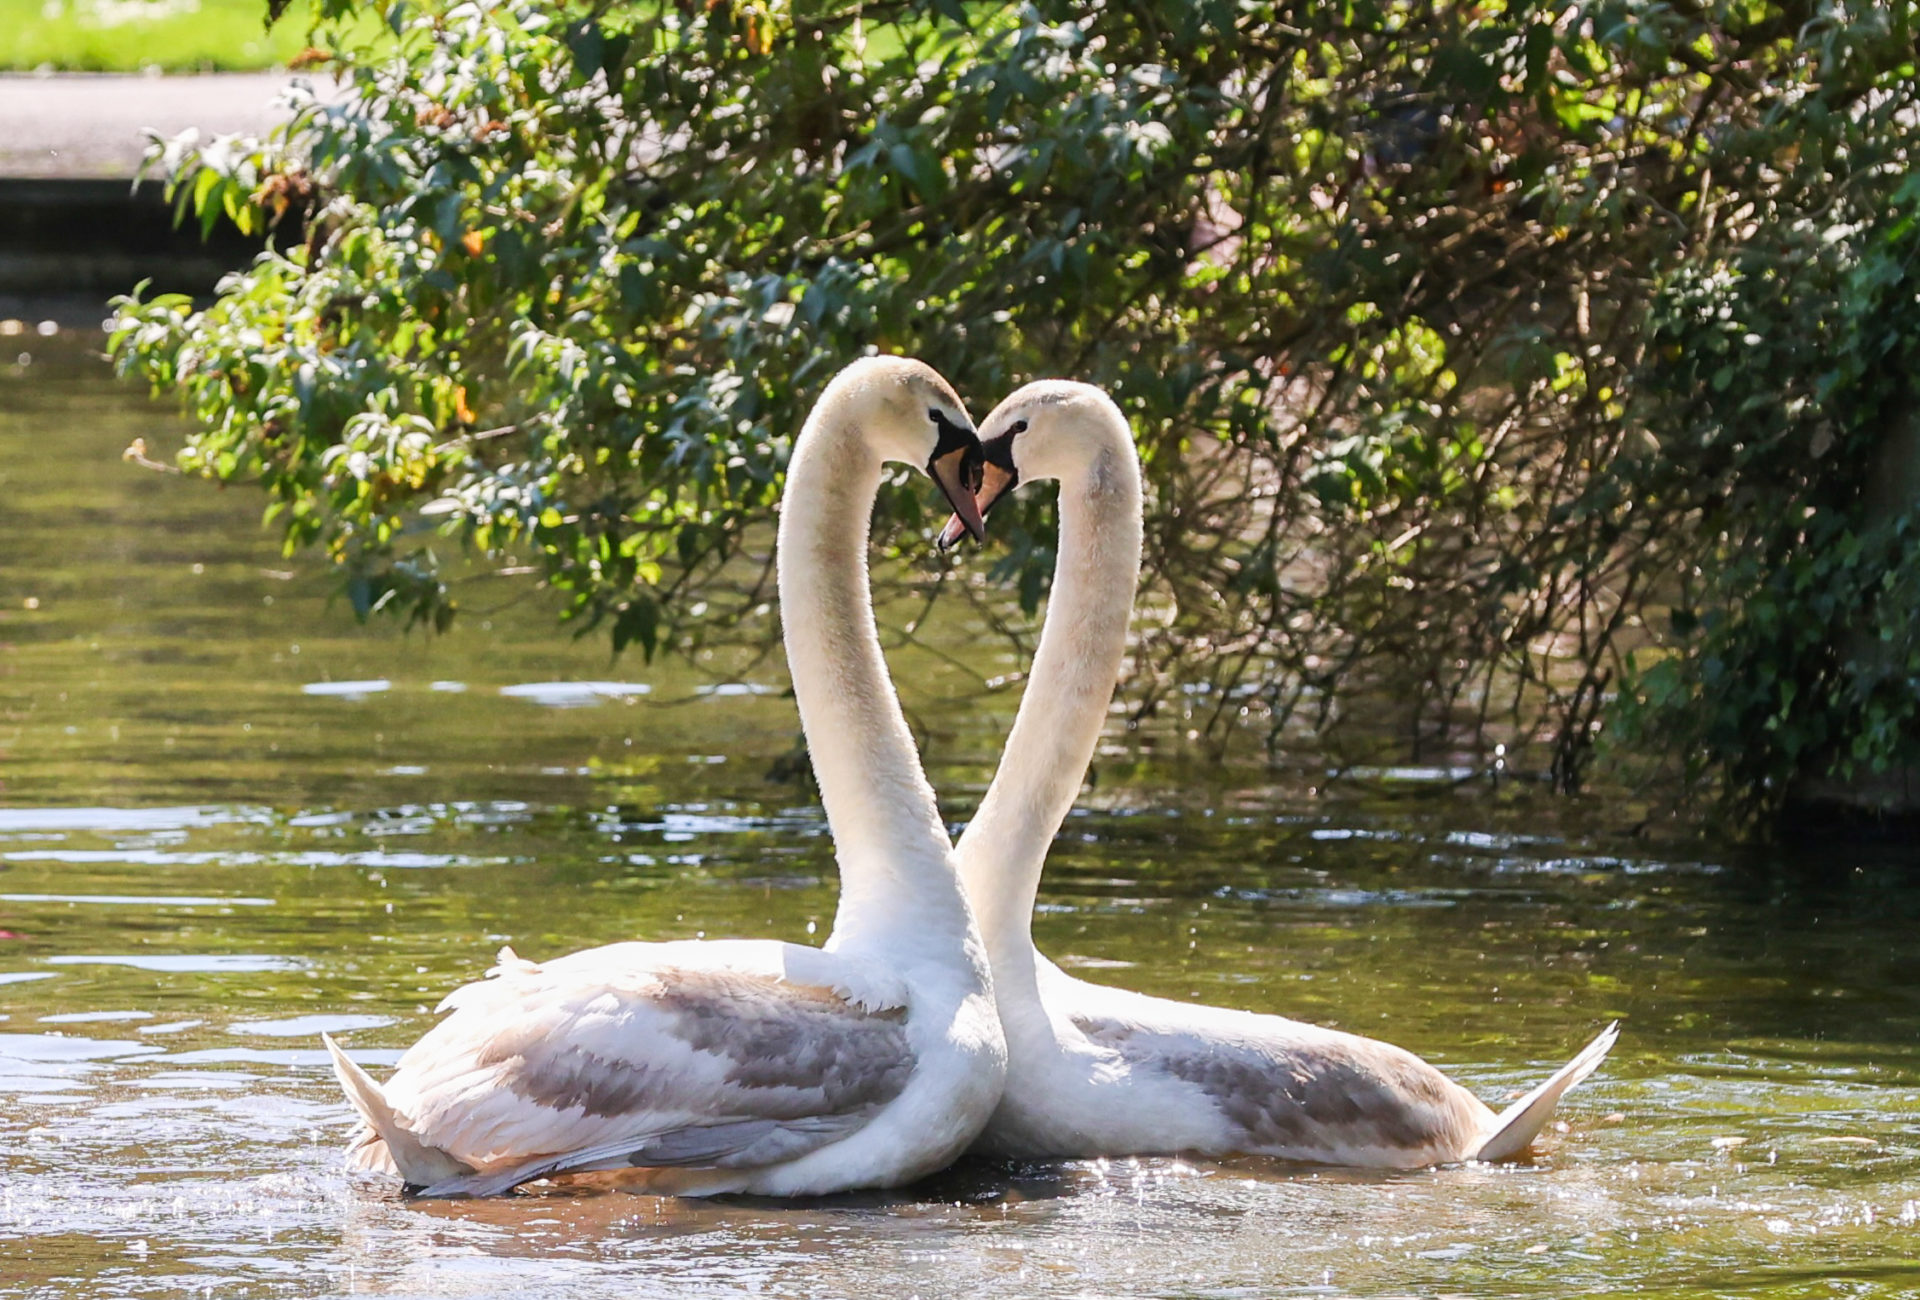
xmin=322 ymin=1033 xmax=473 ymax=1189
xmin=1470 ymin=1021 xmax=1619 ymax=1162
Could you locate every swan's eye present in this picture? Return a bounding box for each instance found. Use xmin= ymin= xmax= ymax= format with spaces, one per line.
xmin=1010 ymin=420 xmax=1029 ymax=435
xmin=926 ymin=407 xmax=976 ymax=461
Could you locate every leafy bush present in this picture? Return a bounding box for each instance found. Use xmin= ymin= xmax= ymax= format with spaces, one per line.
xmin=111 ymin=0 xmax=1920 ymax=821
xmin=1616 ymin=156 xmax=1920 ymax=817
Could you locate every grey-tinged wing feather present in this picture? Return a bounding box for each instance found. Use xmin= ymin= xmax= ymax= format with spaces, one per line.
xmin=411 ymin=1115 xmax=870 ymax=1199
xmin=1071 ymin=1012 xmax=1483 ymax=1164
xmin=356 ymin=955 xmax=916 ymax=1193
xmin=474 ymin=966 xmax=914 ymax=1121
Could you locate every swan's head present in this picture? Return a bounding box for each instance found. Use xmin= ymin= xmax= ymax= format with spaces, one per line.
xmin=818 ymin=356 xmax=985 ymax=543
xmin=935 ymin=380 xmax=1129 ymax=550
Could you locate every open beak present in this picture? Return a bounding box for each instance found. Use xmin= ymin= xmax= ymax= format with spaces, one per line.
xmin=929 ymin=443 xmax=985 ymax=546
xmin=936 ymin=431 xmax=1019 ymax=551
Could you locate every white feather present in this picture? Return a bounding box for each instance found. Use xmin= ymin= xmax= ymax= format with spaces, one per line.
xmin=322 ymin=359 xmax=1006 ymax=1198
xmin=955 ymin=381 xmax=1615 ymax=1166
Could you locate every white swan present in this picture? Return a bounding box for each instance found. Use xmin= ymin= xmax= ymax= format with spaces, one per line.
xmin=938 ymin=380 xmax=1617 ymax=1166
xmin=323 ymin=356 xmax=1007 ymax=1198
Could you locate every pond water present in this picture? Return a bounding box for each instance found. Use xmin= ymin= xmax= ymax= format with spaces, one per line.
xmin=2 ymin=336 xmax=1918 ymax=1298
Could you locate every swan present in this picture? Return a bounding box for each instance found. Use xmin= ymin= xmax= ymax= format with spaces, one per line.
xmin=937 ymin=379 xmax=1617 ymax=1166
xmin=323 ymin=356 xmax=1007 ymax=1198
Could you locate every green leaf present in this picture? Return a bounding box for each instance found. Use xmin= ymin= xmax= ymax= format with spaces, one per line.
xmin=612 ymin=595 xmax=660 ymax=659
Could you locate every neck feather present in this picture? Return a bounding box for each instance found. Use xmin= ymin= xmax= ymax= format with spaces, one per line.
xmin=777 ymin=412 xmax=973 ymax=956
xmin=957 ymin=438 xmax=1143 ymax=986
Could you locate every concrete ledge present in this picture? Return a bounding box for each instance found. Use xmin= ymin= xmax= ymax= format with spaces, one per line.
xmin=0 ymin=72 xmax=336 ymax=179
xmin=0 ymin=73 xmax=341 ymax=300
xmin=0 ymin=177 xmax=267 ymax=297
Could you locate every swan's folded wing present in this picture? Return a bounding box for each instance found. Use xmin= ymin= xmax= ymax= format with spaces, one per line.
xmin=1069 ymin=1007 xmax=1477 ymax=1165
xmin=360 ymin=961 xmax=915 ymax=1191
xmin=1056 ymin=964 xmax=1486 ymax=1166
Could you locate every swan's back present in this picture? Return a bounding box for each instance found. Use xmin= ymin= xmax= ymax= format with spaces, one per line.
xmin=333 ymin=942 xmax=924 ymax=1197
xmin=1002 ymin=959 xmax=1496 ymax=1166
xmin=1067 ymin=1000 xmax=1492 ymax=1167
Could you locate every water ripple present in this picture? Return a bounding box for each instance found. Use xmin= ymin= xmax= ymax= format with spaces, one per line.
xmin=300 ymin=679 xmax=392 ymax=698
xmin=500 ymin=681 xmax=653 ymax=707
xmin=228 ymin=1015 xmax=393 ymax=1039
xmin=0 ymin=806 xmax=273 ymax=834
xmin=0 ymin=891 xmax=275 ymax=906
xmin=45 ymin=955 xmax=309 ymax=974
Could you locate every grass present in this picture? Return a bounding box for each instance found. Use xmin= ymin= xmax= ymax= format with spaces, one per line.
xmin=0 ymin=0 xmax=319 ymax=72
xmin=1 ymin=0 xmax=969 ymax=74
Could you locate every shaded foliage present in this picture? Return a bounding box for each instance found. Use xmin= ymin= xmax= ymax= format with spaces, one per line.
xmin=1618 ymin=145 xmax=1920 ymax=816
xmin=110 ymin=0 xmax=1920 ymax=821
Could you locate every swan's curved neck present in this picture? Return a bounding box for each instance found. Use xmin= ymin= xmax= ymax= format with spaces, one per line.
xmin=778 ymin=410 xmax=973 ymax=959
xmin=957 ymin=433 xmax=1142 ymax=993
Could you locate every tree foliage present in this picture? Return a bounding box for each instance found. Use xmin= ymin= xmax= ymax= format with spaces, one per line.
xmin=111 ymin=0 xmax=1920 ymax=820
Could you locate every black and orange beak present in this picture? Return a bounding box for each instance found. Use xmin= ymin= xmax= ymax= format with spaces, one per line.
xmin=927 ymin=409 xmax=985 ymax=546
xmin=936 ymin=429 xmax=1018 ymax=551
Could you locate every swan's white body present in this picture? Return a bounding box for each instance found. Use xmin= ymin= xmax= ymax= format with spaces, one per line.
xmin=324 ymin=357 xmax=1006 ymax=1198
xmin=952 ymin=381 xmax=1616 ymax=1166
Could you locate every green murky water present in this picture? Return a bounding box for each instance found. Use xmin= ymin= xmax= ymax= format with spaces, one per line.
xmin=2 ymin=337 xmax=1918 ymax=1298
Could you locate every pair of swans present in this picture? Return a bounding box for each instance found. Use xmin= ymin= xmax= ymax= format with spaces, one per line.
xmin=325 ymin=357 xmax=1616 ymax=1197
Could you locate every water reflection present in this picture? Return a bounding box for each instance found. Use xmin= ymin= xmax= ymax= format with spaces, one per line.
xmin=0 ymin=779 xmax=1914 ymax=1296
